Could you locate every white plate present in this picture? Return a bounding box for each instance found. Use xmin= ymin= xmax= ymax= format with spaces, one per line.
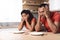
xmin=13 ymin=31 xmax=25 ymax=34
xmin=30 ymin=32 xmax=44 ymax=36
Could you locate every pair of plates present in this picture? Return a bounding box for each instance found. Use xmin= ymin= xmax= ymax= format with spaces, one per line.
xmin=13 ymin=31 xmax=44 ymax=36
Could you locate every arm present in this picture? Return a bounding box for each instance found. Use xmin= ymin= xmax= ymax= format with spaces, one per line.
xmin=44 ymin=10 xmax=60 ymax=33
xmin=18 ymin=20 xmax=24 ymax=31
xmin=43 ymin=8 xmax=60 ymax=33
xmin=46 ymin=16 xmax=60 ymax=33
xmin=35 ymin=15 xmax=42 ymax=32
xmin=25 ymin=19 xmax=36 ymax=31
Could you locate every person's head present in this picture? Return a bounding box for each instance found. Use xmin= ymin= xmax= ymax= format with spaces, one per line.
xmin=38 ymin=4 xmax=49 ymax=16
xmin=21 ymin=10 xmax=34 ymax=21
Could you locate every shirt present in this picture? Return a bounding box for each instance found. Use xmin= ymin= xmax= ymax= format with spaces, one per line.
xmin=40 ymin=12 xmax=60 ymax=32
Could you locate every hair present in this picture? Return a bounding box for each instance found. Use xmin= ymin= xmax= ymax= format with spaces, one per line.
xmin=39 ymin=4 xmax=49 ymax=8
xmin=21 ymin=10 xmax=34 ymax=24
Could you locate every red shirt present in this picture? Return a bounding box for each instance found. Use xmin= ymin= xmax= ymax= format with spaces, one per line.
xmin=40 ymin=12 xmax=60 ymax=32
xmin=25 ymin=18 xmax=36 ymax=29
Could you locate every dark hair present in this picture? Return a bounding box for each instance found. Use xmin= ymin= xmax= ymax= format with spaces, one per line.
xmin=39 ymin=4 xmax=49 ymax=8
xmin=21 ymin=10 xmax=34 ymax=24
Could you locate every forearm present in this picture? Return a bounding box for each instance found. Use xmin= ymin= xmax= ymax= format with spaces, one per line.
xmin=25 ymin=21 xmax=33 ymax=31
xmin=37 ymin=15 xmax=41 ymax=25
xmin=35 ymin=16 xmax=42 ymax=31
xmin=18 ymin=21 xmax=24 ymax=31
xmin=46 ymin=17 xmax=58 ymax=33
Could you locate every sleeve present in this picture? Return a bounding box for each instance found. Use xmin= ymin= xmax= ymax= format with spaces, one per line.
xmin=54 ymin=13 xmax=60 ymax=22
xmin=31 ymin=18 xmax=36 ymax=23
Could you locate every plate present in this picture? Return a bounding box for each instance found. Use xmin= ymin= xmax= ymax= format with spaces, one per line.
xmin=13 ymin=31 xmax=25 ymax=34
xmin=30 ymin=32 xmax=44 ymax=36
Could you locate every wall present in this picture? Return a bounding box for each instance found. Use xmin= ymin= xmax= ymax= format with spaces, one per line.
xmin=0 ymin=0 xmax=22 ymax=22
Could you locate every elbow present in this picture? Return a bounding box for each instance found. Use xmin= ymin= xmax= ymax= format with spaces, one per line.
xmin=35 ymin=27 xmax=40 ymax=32
xmin=51 ymin=26 xmax=59 ymax=33
xmin=35 ymin=26 xmax=40 ymax=32
xmin=35 ymin=29 xmax=40 ymax=32
xmin=18 ymin=27 xmax=21 ymax=31
xmin=35 ymin=25 xmax=41 ymax=32
xmin=18 ymin=28 xmax=20 ymax=31
xmin=36 ymin=30 xmax=40 ymax=32
xmin=52 ymin=29 xmax=58 ymax=34
xmin=52 ymin=31 xmax=57 ymax=34
xmin=30 ymin=28 xmax=34 ymax=32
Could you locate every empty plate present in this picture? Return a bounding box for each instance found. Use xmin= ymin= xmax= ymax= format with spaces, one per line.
xmin=30 ymin=32 xmax=44 ymax=36
xmin=13 ymin=31 xmax=25 ymax=34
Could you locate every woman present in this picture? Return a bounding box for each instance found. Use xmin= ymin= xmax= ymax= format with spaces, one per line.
xmin=18 ymin=10 xmax=36 ymax=31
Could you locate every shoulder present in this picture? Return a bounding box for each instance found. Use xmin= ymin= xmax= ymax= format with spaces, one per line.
xmin=32 ymin=18 xmax=36 ymax=20
xmin=31 ymin=18 xmax=36 ymax=22
xmin=51 ymin=12 xmax=60 ymax=16
xmin=52 ymin=12 xmax=60 ymax=21
xmin=53 ymin=12 xmax=60 ymax=18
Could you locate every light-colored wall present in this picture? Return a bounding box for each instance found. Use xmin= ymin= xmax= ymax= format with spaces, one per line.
xmin=0 ymin=0 xmax=22 ymax=22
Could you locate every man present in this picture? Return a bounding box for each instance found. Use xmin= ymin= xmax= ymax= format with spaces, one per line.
xmin=35 ymin=4 xmax=60 ymax=33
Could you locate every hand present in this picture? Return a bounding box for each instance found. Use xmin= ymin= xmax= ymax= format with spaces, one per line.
xmin=21 ymin=17 xmax=25 ymax=22
xmin=24 ymin=15 xmax=28 ymax=21
xmin=38 ymin=11 xmax=43 ymax=16
xmin=43 ymin=8 xmax=50 ymax=18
